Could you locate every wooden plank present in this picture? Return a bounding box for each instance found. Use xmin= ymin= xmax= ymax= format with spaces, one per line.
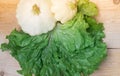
xmin=0 ymin=51 xmax=21 ymax=76
xmin=0 ymin=0 xmax=19 ymax=35
xmin=0 ymin=48 xmax=120 ymax=76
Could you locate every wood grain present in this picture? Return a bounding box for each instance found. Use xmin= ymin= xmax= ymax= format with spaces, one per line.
xmin=0 ymin=0 xmax=19 ymax=34
xmin=0 ymin=0 xmax=120 ymax=76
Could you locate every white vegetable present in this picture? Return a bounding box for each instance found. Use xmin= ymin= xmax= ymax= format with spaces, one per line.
xmin=51 ymin=0 xmax=77 ymax=23
xmin=16 ymin=0 xmax=57 ymax=36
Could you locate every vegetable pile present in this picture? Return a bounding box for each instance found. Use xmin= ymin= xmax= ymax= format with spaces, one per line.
xmin=1 ymin=0 xmax=107 ymax=76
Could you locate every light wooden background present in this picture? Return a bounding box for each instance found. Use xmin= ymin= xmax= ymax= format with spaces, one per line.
xmin=0 ymin=0 xmax=120 ymax=76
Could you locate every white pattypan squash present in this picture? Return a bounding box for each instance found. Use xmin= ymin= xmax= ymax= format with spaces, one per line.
xmin=51 ymin=0 xmax=77 ymax=23
xmin=16 ymin=0 xmax=57 ymax=36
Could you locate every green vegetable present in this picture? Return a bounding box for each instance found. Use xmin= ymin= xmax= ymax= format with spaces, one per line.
xmin=81 ymin=2 xmax=98 ymax=16
xmin=1 ymin=0 xmax=107 ymax=76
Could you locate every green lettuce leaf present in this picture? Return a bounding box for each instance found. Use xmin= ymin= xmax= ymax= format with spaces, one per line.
xmin=80 ymin=2 xmax=98 ymax=16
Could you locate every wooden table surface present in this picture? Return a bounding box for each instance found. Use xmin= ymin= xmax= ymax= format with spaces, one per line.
xmin=0 ymin=0 xmax=120 ymax=76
